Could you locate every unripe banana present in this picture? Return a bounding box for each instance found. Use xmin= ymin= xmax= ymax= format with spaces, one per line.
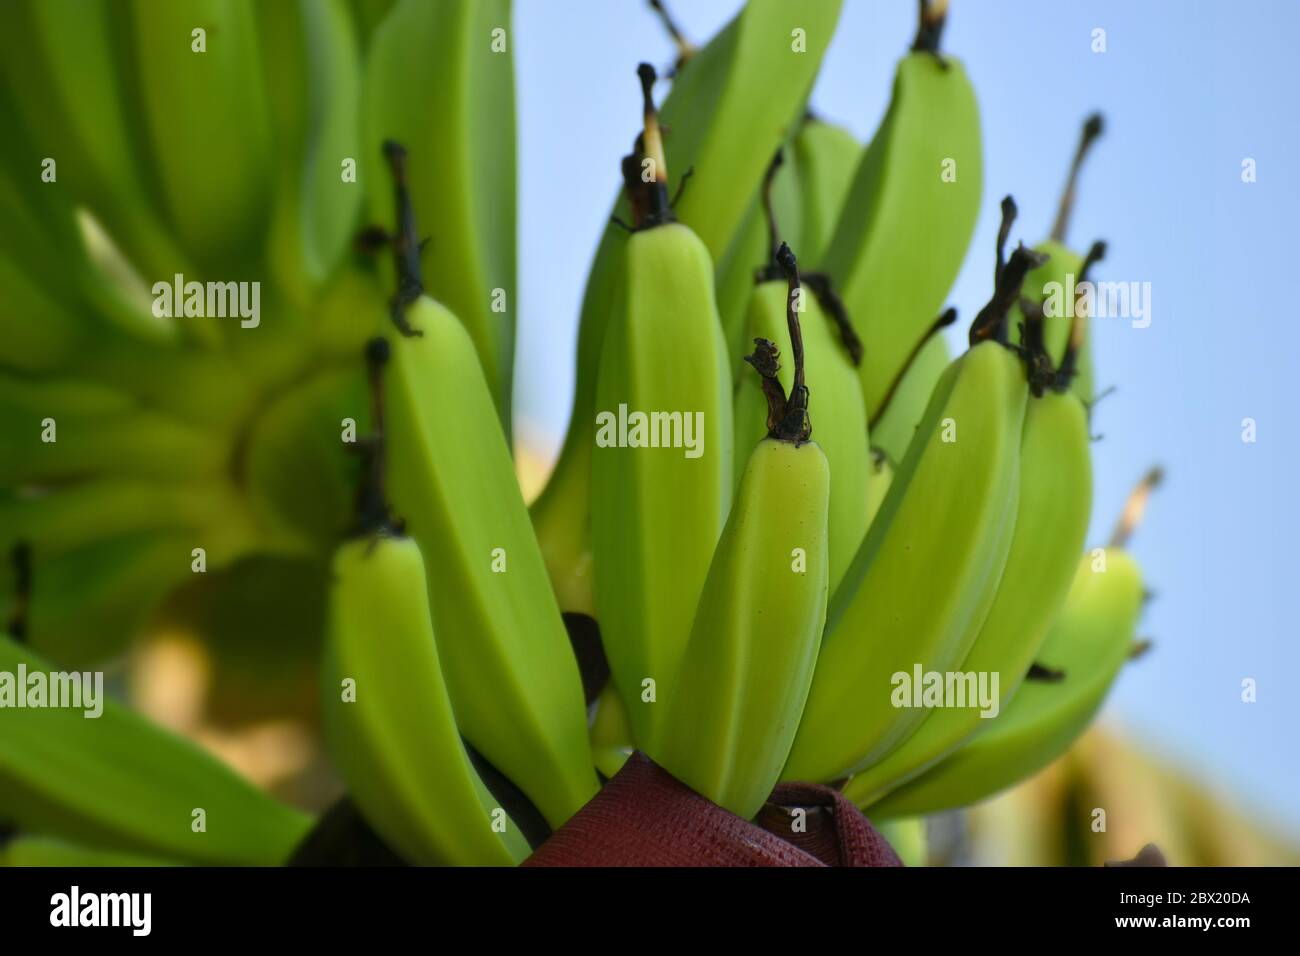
xmin=532 ymin=0 xmax=842 ymax=614
xmin=792 ymin=117 xmax=860 ymax=266
xmin=130 ymin=0 xmax=274 ymax=271
xmin=733 ymin=231 xmax=868 ymax=595
xmin=590 ymin=67 xmax=733 ymax=751
xmin=0 ymin=635 xmax=312 ymax=865
xmin=364 ymin=0 xmax=517 ymax=426
xmin=864 ymin=449 xmax=893 ymax=528
xmin=869 ymin=330 xmax=951 ymax=467
xmin=589 ymin=684 xmax=634 ymax=781
xmin=784 ymin=213 xmax=1043 ymax=783
xmin=860 ymin=548 xmax=1144 ymax=818
xmin=655 ymin=247 xmax=830 ymax=819
xmin=845 ymin=384 xmax=1093 ymax=804
xmin=817 ymin=1 xmax=982 ymax=417
xmin=322 ymin=533 xmax=529 ymax=865
xmin=382 ymin=298 xmax=598 ymax=828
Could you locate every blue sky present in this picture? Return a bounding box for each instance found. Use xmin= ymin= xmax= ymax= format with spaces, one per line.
xmin=512 ymin=0 xmax=1300 ymax=834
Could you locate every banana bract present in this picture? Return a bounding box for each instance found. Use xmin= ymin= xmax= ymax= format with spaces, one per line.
xmin=784 ymin=341 xmax=1026 ymax=783
xmin=322 ymin=534 xmax=529 ymax=865
xmin=655 ymin=438 xmax=830 ymax=820
xmin=819 ymin=52 xmax=982 ymax=417
xmin=733 ymin=283 xmax=869 ymax=595
xmin=0 ymin=636 xmax=312 ymax=865
xmin=365 ymin=0 xmax=517 ymax=428
xmin=860 ymin=549 xmax=1142 ymax=818
xmin=531 ymin=0 xmax=842 ymax=613
xmin=846 ymin=389 xmax=1093 ymax=803
xmin=383 ymin=296 xmax=597 ymax=829
xmin=591 ymin=222 xmax=733 ymax=751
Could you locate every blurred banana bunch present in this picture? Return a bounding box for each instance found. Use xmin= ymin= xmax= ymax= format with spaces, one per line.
xmin=0 ymin=0 xmax=1193 ymax=868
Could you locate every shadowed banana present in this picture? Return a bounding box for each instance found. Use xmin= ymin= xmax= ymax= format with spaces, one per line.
xmin=654 ymin=245 xmax=830 ymax=819
xmin=590 ymin=67 xmax=734 ymax=751
xmin=870 ymin=329 xmax=952 ymax=467
xmin=792 ymin=116 xmax=861 ymax=266
xmin=817 ymin=0 xmax=982 ymax=417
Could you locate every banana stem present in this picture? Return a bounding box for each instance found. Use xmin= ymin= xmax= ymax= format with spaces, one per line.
xmin=379 ymin=141 xmax=426 ymax=338
xmin=1108 ymin=466 xmax=1163 ymax=549
xmin=912 ymin=0 xmax=950 ymax=54
xmin=742 ymin=243 xmax=812 ymax=444
xmin=1056 ymin=239 xmax=1106 ymax=390
xmin=969 ymin=197 xmax=1049 ymax=347
xmin=1050 ymin=113 xmax=1105 ymax=244
xmin=636 ymin=63 xmax=674 ymax=226
xmin=353 ymin=338 xmax=395 ymax=538
xmin=648 ymin=0 xmax=696 ymax=70
xmin=5 ymin=541 xmax=31 ymax=643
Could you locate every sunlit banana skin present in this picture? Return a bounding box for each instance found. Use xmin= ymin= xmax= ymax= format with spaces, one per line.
xmin=783 ymin=341 xmax=1026 ymax=783
xmin=845 ymin=388 xmax=1093 ymax=804
xmin=365 ymin=0 xmax=517 ymax=426
xmin=792 ymin=118 xmax=860 ymax=267
xmin=0 ymin=636 xmax=312 ymax=865
xmin=733 ymin=283 xmax=868 ymax=595
xmin=322 ymin=534 xmax=529 ymax=865
xmin=591 ymin=222 xmax=733 ymax=751
xmin=818 ymin=50 xmax=982 ymax=417
xmin=655 ymin=438 xmax=830 ymax=819
xmin=384 ymin=296 xmax=597 ymax=828
xmin=860 ymin=550 xmax=1143 ymax=818
xmin=532 ymin=0 xmax=842 ymax=614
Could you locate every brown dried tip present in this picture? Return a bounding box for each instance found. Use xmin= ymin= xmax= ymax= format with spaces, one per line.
xmin=1050 ymin=112 xmax=1105 ymax=244
xmin=1108 ymin=466 xmax=1164 ymax=549
xmin=912 ymin=0 xmax=949 ymax=54
xmin=6 ymin=541 xmax=32 ymax=643
xmin=648 ymin=0 xmax=696 ymax=69
xmin=969 ymin=203 xmax=1049 ymax=349
xmin=633 ymin=63 xmax=672 ymax=226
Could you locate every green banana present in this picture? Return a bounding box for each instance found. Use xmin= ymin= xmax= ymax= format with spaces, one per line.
xmin=1012 ymin=114 xmax=1107 ymax=403
xmin=791 ymin=116 xmax=861 ymax=266
xmin=259 ymin=0 xmax=363 ymax=308
xmin=817 ymin=0 xmax=982 ymax=417
xmin=654 ymin=247 xmax=830 ymax=819
xmin=531 ymin=0 xmax=842 ymax=616
xmin=0 ymin=636 xmax=312 ymax=864
xmin=590 ymin=684 xmax=634 ymax=781
xmin=783 ymin=210 xmax=1044 ymax=783
xmin=2 ymin=835 xmax=178 ymax=867
xmin=864 ymin=449 xmax=893 ymax=528
xmin=861 ymin=548 xmax=1144 ymax=818
xmin=869 ymin=329 xmax=952 ymax=466
xmin=732 ymin=190 xmax=868 ymax=595
xmin=382 ymin=300 xmax=598 ymax=828
xmin=130 ymin=0 xmax=274 ymax=271
xmin=844 ymin=337 xmax=1093 ymax=804
xmin=322 ymin=531 xmax=529 ymax=865
xmin=364 ymin=0 xmax=517 ymax=427
xmin=590 ymin=67 xmax=733 ymax=750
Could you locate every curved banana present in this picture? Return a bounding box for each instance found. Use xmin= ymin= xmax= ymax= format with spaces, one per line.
xmin=322 ymin=532 xmax=529 ymax=865
xmin=382 ymin=300 xmax=598 ymax=828
xmin=792 ymin=116 xmax=860 ymax=266
xmin=364 ymin=0 xmax=517 ymax=426
xmin=532 ymin=0 xmax=842 ymax=614
xmin=783 ymin=213 xmax=1043 ymax=783
xmin=590 ymin=67 xmax=733 ymax=751
xmin=845 ymin=366 xmax=1093 ymax=804
xmin=130 ymin=0 xmax=273 ymax=272
xmin=0 ymin=635 xmax=312 ymax=865
xmin=655 ymin=247 xmax=830 ymax=819
xmin=869 ymin=329 xmax=951 ymax=466
xmin=817 ymin=0 xmax=982 ymax=417
xmin=733 ymin=209 xmax=868 ymax=595
xmin=860 ymin=548 xmax=1144 ymax=818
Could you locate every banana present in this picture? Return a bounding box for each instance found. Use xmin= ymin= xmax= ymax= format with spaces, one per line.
xmin=864 ymin=449 xmax=893 ymax=528
xmin=2 ymin=835 xmax=178 ymax=867
xmin=0 ymin=636 xmax=313 ymax=865
xmin=590 ymin=66 xmax=733 ymax=751
xmin=381 ymin=302 xmax=598 ymax=829
xmin=259 ymin=0 xmax=363 ymax=308
xmin=792 ymin=116 xmax=861 ymax=266
xmin=654 ymin=246 xmax=830 ymax=819
xmin=322 ymin=531 xmax=529 ymax=865
xmin=860 ymin=548 xmax=1144 ymax=818
xmin=364 ymin=0 xmax=517 ymax=427
xmin=844 ymin=321 xmax=1094 ymax=804
xmin=869 ymin=329 xmax=952 ymax=467
xmin=589 ymin=684 xmax=634 ymax=781
xmin=783 ymin=205 xmax=1044 ymax=784
xmin=531 ymin=0 xmax=842 ymax=615
xmin=732 ymin=175 xmax=869 ymax=595
xmin=817 ymin=0 xmax=982 ymax=417
xmin=1014 ymin=114 xmax=1105 ymax=402
xmin=130 ymin=0 xmax=274 ymax=272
